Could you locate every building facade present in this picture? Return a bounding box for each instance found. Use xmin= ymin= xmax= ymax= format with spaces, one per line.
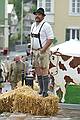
xmin=54 ymin=0 xmax=80 ymax=44
xmin=10 ymin=7 xmax=18 ymax=36
xmin=37 ymin=0 xmax=54 ymax=31
xmin=1 ymin=0 xmax=80 ymax=49
xmin=0 ymin=0 xmax=8 ymax=49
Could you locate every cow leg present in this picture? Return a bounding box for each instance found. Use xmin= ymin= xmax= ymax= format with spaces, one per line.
xmin=60 ymin=86 xmax=66 ymax=103
xmin=54 ymin=84 xmax=66 ymax=103
xmin=54 ymin=84 xmax=59 ymax=96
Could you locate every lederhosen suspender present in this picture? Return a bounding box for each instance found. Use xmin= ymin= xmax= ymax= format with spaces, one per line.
xmin=31 ymin=22 xmax=45 ymax=48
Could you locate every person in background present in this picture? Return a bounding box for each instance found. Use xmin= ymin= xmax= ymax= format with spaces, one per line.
xmin=0 ymin=64 xmax=4 ymax=93
xmin=4 ymin=56 xmax=10 ymax=81
xmin=9 ymin=56 xmax=26 ymax=89
xmin=30 ymin=8 xmax=54 ymax=97
xmin=21 ymin=56 xmax=29 ymax=86
xmin=0 ymin=60 xmax=7 ymax=82
xmin=24 ymin=57 xmax=29 ymax=75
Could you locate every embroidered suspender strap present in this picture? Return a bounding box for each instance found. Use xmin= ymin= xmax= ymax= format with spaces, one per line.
xmin=38 ymin=22 xmax=45 ymax=48
xmin=31 ymin=22 xmax=45 ymax=48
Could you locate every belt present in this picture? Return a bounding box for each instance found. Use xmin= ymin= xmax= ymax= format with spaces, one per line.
xmin=32 ymin=48 xmax=41 ymax=51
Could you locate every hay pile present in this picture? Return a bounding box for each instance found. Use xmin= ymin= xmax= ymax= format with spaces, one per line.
xmin=0 ymin=90 xmax=15 ymax=113
xmin=0 ymin=86 xmax=59 ymax=116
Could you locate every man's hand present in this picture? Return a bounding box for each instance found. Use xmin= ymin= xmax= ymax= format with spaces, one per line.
xmin=40 ymin=48 xmax=46 ymax=54
xmin=30 ymin=50 xmax=33 ymax=55
xmin=40 ymin=39 xmax=52 ymax=54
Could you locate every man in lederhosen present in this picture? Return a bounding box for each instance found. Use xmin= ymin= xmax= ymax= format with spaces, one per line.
xmin=30 ymin=8 xmax=54 ymax=97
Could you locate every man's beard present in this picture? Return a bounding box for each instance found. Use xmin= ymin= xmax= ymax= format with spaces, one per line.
xmin=35 ymin=17 xmax=40 ymax=22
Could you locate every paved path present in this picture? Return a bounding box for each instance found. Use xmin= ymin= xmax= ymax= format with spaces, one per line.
xmin=0 ymin=106 xmax=80 ymax=120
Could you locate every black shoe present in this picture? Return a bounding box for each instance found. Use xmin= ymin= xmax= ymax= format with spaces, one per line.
xmin=38 ymin=91 xmax=42 ymax=95
xmin=42 ymin=92 xmax=48 ymax=97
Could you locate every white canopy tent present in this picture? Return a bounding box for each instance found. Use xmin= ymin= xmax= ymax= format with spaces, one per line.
xmin=50 ymin=39 xmax=80 ymax=57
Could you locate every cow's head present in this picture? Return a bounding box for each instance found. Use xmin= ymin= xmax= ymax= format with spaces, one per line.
xmin=49 ymin=53 xmax=59 ymax=76
xmin=49 ymin=52 xmax=69 ymax=75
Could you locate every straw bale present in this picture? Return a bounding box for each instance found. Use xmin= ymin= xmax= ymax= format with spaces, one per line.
xmin=13 ymin=86 xmax=59 ymax=116
xmin=0 ymin=90 xmax=15 ymax=113
xmin=0 ymin=86 xmax=59 ymax=116
xmin=0 ymin=86 xmax=36 ymax=113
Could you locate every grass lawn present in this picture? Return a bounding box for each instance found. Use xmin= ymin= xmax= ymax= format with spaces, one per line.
xmin=65 ymin=85 xmax=80 ymax=104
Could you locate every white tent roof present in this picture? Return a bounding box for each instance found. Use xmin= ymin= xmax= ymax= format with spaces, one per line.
xmin=50 ymin=39 xmax=80 ymax=57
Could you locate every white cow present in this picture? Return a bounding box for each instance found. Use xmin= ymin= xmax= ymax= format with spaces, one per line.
xmin=49 ymin=52 xmax=80 ymax=103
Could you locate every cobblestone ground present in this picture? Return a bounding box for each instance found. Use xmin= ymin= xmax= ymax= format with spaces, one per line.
xmin=0 ymin=107 xmax=80 ymax=120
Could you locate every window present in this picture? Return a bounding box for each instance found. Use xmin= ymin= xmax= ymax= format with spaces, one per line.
xmin=45 ymin=0 xmax=51 ymax=12
xmin=39 ymin=0 xmax=42 ymax=8
xmin=65 ymin=28 xmax=80 ymax=41
xmin=69 ymin=0 xmax=80 ymax=15
xmin=38 ymin=0 xmax=52 ymax=13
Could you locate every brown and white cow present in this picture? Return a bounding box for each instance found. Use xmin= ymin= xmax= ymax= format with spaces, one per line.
xmin=49 ymin=51 xmax=80 ymax=102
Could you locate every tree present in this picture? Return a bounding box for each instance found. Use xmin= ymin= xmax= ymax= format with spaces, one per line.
xmin=13 ymin=0 xmax=32 ymax=21
xmin=53 ymin=37 xmax=58 ymax=45
xmin=8 ymin=0 xmax=22 ymax=20
xmin=11 ymin=0 xmax=37 ymax=21
xmin=13 ymin=0 xmax=22 ymax=21
xmin=31 ymin=4 xmax=37 ymax=13
xmin=8 ymin=0 xmax=14 ymax=4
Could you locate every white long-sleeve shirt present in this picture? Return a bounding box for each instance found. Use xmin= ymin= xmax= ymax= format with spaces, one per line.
xmin=30 ymin=19 xmax=54 ymax=49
